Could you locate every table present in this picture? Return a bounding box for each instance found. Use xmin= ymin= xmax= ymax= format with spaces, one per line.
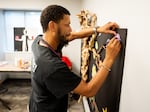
xmin=0 ymin=63 xmax=31 ymax=83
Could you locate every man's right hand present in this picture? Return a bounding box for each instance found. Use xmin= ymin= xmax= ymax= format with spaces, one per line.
xmin=105 ymin=37 xmax=121 ymax=64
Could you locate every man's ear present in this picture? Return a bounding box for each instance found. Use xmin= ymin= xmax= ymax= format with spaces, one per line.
xmin=48 ymin=21 xmax=57 ymax=32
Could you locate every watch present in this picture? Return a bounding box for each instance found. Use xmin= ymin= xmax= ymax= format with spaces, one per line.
xmin=93 ymin=26 xmax=99 ymax=35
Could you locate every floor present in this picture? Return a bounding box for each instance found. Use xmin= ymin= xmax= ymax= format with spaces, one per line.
xmin=0 ymin=79 xmax=84 ymax=112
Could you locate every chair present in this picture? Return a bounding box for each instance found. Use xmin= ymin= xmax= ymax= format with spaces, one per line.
xmin=0 ymin=85 xmax=11 ymax=110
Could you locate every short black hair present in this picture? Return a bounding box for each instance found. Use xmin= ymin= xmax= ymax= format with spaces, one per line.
xmin=40 ymin=5 xmax=71 ymax=32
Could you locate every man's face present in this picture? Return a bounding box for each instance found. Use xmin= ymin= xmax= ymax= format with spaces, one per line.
xmin=56 ymin=15 xmax=72 ymax=47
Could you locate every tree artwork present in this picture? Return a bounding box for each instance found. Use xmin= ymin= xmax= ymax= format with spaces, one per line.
xmin=77 ymin=10 xmax=127 ymax=112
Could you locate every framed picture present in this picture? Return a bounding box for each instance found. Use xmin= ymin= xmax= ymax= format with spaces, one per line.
xmin=14 ymin=27 xmax=25 ymax=51
xmin=81 ymin=28 xmax=128 ymax=112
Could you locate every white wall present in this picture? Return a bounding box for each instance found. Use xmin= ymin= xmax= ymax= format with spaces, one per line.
xmin=82 ymin=0 xmax=150 ymax=112
xmin=0 ymin=0 xmax=82 ymax=74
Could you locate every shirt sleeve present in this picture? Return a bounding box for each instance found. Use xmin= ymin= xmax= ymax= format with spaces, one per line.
xmin=44 ymin=62 xmax=81 ymax=98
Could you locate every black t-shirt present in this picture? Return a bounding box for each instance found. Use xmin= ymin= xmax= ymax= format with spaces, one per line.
xmin=29 ymin=35 xmax=81 ymax=112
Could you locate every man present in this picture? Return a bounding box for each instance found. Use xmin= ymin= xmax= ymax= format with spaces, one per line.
xmin=29 ymin=5 xmax=121 ymax=112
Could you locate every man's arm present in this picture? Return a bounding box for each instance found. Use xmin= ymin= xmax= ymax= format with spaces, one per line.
xmin=67 ymin=22 xmax=119 ymax=41
xmin=73 ymin=37 xmax=121 ymax=97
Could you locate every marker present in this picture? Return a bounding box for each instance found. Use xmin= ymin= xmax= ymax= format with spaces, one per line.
xmin=115 ymin=33 xmax=121 ymax=41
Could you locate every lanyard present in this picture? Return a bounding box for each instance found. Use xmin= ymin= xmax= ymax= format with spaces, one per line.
xmin=40 ymin=38 xmax=61 ymax=58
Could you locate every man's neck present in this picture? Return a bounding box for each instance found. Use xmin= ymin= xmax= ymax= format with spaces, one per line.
xmin=42 ymin=33 xmax=58 ymax=50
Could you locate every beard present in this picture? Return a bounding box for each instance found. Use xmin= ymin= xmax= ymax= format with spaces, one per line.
xmin=56 ymin=27 xmax=69 ymax=52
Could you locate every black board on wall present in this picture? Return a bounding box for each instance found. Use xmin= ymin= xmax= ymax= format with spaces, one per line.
xmin=87 ymin=28 xmax=128 ymax=112
xmin=14 ymin=27 xmax=25 ymax=51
